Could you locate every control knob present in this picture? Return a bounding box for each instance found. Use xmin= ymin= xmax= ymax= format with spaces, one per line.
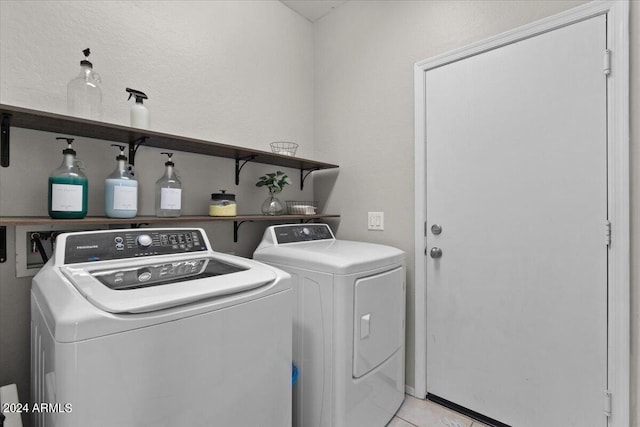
xmin=137 ymin=268 xmax=152 ymax=282
xmin=136 ymin=234 xmax=153 ymax=249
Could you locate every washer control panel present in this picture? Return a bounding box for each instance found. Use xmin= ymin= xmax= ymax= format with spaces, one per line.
xmin=273 ymin=224 xmax=335 ymax=244
xmin=93 ymin=259 xmax=207 ymax=290
xmin=64 ymin=229 xmax=207 ymax=264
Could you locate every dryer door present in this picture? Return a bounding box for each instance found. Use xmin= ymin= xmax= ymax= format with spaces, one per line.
xmin=353 ymin=266 xmax=404 ymax=378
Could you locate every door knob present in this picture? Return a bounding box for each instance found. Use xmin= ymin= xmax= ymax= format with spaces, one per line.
xmin=431 ymin=224 xmax=442 ymax=235
xmin=430 ymin=247 xmax=443 ymax=259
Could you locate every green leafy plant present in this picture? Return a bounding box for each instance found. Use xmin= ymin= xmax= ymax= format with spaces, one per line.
xmin=256 ymin=171 xmax=291 ymax=193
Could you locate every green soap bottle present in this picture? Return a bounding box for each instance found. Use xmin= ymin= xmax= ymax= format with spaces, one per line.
xmin=48 ymin=137 xmax=88 ymax=219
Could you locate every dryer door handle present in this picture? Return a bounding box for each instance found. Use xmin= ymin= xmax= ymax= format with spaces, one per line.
xmin=360 ymin=313 xmax=371 ymax=339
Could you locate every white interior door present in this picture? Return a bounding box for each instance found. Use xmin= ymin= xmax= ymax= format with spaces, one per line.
xmin=425 ymin=15 xmax=607 ymax=427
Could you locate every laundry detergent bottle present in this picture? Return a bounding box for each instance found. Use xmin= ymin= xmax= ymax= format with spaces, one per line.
xmin=104 ymin=144 xmax=138 ymax=218
xmin=155 ymin=152 xmax=182 ymax=217
xmin=48 ymin=137 xmax=88 ymax=219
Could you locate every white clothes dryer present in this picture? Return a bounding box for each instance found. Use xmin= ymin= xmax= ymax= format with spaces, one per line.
xmin=31 ymin=228 xmax=292 ymax=427
xmin=254 ymin=224 xmax=405 ymax=427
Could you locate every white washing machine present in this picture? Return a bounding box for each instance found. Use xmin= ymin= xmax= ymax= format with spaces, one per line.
xmin=31 ymin=228 xmax=292 ymax=427
xmin=254 ymin=224 xmax=405 ymax=427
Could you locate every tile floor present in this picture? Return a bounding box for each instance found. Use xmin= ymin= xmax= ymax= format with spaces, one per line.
xmin=388 ymin=395 xmax=491 ymax=427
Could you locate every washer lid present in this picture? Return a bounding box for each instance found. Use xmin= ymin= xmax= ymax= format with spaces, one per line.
xmin=60 ymin=254 xmax=278 ymax=313
xmin=254 ymin=240 xmax=405 ymax=274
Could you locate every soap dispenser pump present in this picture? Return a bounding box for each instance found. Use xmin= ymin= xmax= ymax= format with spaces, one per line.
xmin=104 ymin=144 xmax=138 ymax=218
xmin=126 ymin=88 xmax=149 ymax=129
xmin=155 ymin=152 xmax=182 ymax=217
xmin=67 ymin=48 xmax=103 ymax=120
xmin=48 ymin=137 xmax=88 ymax=219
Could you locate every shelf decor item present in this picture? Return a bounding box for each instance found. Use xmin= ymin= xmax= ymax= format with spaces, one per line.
xmin=286 ymin=201 xmax=317 ymax=215
xmin=256 ymin=171 xmax=291 ymax=216
xmin=67 ymin=48 xmax=102 ymax=120
xmin=270 ymin=141 xmax=298 ymax=156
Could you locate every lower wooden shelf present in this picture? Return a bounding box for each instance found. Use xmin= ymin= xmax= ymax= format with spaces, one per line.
xmin=0 ymin=214 xmax=340 ymax=226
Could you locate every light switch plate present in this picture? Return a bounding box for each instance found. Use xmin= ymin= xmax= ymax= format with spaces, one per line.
xmin=368 ymin=212 xmax=384 ymax=231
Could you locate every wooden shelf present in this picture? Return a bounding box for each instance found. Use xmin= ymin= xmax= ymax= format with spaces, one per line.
xmin=0 ymin=214 xmax=340 ymax=226
xmin=0 ymin=104 xmax=340 ymax=254
xmin=0 ymin=103 xmax=338 ymax=174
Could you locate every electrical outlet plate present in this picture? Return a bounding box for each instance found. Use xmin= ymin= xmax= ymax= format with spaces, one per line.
xmin=368 ymin=212 xmax=384 ymax=231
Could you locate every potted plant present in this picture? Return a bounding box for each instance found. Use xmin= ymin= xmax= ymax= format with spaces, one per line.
xmin=256 ymin=171 xmax=291 ymax=215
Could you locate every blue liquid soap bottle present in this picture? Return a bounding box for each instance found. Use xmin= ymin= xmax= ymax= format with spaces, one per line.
xmin=104 ymin=144 xmax=138 ymax=218
xmin=48 ymin=137 xmax=88 ymax=219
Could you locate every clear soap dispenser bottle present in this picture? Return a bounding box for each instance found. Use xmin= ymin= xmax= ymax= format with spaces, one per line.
xmin=48 ymin=137 xmax=88 ymax=219
xmin=104 ymin=144 xmax=138 ymax=218
xmin=67 ymin=48 xmax=103 ymax=120
xmin=155 ymin=152 xmax=182 ymax=217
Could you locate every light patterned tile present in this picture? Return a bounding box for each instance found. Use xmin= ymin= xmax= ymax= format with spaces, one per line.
xmin=470 ymin=422 xmax=491 ymax=427
xmin=396 ymin=395 xmax=474 ymax=427
xmin=387 ymin=416 xmax=417 ymax=427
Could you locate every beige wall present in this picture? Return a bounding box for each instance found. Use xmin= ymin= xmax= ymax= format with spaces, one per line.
xmin=313 ymin=0 xmax=638 ymax=423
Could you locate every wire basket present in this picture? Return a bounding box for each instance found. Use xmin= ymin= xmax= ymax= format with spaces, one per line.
xmin=270 ymin=141 xmax=298 ymax=156
xmin=286 ymin=201 xmax=317 ymax=215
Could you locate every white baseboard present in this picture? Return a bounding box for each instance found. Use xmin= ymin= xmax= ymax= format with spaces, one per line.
xmin=404 ymin=384 xmax=422 ymax=398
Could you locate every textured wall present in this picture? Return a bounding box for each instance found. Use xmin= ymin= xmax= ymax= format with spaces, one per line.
xmin=0 ymin=0 xmax=315 ymax=410
xmin=313 ymin=0 xmax=638 ymax=424
xmin=630 ymin=2 xmax=639 ymax=424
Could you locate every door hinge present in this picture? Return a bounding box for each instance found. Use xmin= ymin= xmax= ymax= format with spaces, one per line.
xmin=604 ymin=49 xmax=611 ymax=75
xmin=604 ymin=390 xmax=612 ymax=417
xmin=424 ymin=221 xmax=427 ymax=236
xmin=605 ymin=220 xmax=612 ymax=247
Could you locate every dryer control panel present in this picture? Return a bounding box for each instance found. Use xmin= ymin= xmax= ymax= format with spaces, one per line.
xmin=273 ymin=224 xmax=334 ymax=244
xmin=63 ymin=229 xmax=207 ymax=264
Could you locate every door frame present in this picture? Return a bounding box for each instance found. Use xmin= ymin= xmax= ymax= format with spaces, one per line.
xmin=413 ymin=1 xmax=630 ymax=425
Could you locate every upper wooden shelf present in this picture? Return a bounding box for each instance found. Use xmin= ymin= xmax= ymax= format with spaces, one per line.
xmin=0 ymin=214 xmax=340 ymax=226
xmin=0 ymin=103 xmax=338 ymax=173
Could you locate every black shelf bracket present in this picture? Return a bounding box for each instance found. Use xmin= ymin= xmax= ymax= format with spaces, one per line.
xmin=235 ymin=155 xmax=257 ymax=185
xmin=130 ymin=223 xmax=150 ymax=229
xmin=300 ymin=167 xmax=319 ymax=190
xmin=233 ymin=220 xmax=253 ymax=243
xmin=128 ymin=137 xmax=147 ymax=166
xmin=0 ymin=226 xmax=6 ymax=263
xmin=1 ymin=113 xmax=11 ymax=167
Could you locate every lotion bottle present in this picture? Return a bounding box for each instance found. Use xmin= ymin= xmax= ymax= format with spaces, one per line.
xmin=155 ymin=152 xmax=182 ymax=217
xmin=48 ymin=137 xmax=88 ymax=219
xmin=126 ymin=88 xmax=149 ymax=129
xmin=105 ymin=144 xmax=138 ymax=218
